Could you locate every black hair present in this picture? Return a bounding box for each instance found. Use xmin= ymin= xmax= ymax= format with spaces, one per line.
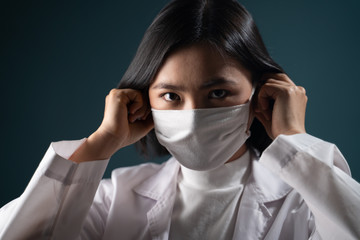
xmin=118 ymin=0 xmax=283 ymax=157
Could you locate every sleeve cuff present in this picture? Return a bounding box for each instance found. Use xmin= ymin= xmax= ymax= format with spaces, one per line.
xmin=259 ymin=133 xmax=322 ymax=173
xmin=36 ymin=139 xmax=109 ymax=185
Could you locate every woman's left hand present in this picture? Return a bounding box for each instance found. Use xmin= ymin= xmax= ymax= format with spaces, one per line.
xmin=254 ymin=73 xmax=307 ymax=139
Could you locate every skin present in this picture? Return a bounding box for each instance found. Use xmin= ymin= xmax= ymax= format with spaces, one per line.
xmin=69 ymin=43 xmax=307 ymax=163
xmin=149 ymin=43 xmax=253 ymax=162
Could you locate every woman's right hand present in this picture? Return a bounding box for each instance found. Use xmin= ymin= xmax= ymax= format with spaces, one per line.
xmin=69 ymin=89 xmax=154 ymax=163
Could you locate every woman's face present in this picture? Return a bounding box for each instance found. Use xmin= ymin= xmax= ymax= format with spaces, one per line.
xmin=149 ymin=43 xmax=253 ymax=110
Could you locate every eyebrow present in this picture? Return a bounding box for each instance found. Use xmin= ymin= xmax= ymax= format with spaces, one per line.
xmin=200 ymin=77 xmax=238 ymax=89
xmin=151 ymin=77 xmax=238 ymax=91
xmin=151 ymin=83 xmax=186 ymax=91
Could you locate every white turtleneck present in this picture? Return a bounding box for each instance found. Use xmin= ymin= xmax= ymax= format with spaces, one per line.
xmin=169 ymin=150 xmax=251 ymax=240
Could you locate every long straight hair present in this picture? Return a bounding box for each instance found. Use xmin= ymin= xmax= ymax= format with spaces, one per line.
xmin=118 ymin=0 xmax=283 ymax=157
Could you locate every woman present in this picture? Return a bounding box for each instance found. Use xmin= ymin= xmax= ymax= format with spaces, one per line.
xmin=0 ymin=0 xmax=359 ymax=239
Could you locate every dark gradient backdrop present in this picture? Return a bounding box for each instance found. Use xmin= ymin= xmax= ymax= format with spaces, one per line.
xmin=1 ymin=0 xmax=359 ymax=206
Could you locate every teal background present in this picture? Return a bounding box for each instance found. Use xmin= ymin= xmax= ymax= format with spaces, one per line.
xmin=1 ymin=0 xmax=359 ymax=206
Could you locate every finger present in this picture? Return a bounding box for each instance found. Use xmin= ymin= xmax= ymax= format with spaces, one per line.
xmin=254 ymin=104 xmax=272 ymax=121
xmin=254 ymin=111 xmax=267 ymax=126
xmin=261 ymin=73 xmax=295 ymax=85
xmin=142 ymin=107 xmax=152 ymax=120
xmin=107 ymin=89 xmax=142 ymax=113
xmin=256 ymin=83 xmax=277 ymax=111
xmin=130 ymin=114 xmax=154 ymax=137
xmin=129 ymin=106 xmax=149 ymax=123
xmin=107 ymin=89 xmax=146 ymax=123
xmin=256 ymin=82 xmax=290 ymax=110
xmin=128 ymin=101 xmax=151 ymax=123
xmin=105 ymin=89 xmax=129 ymax=116
xmin=265 ymin=78 xmax=295 ymax=86
xmin=126 ymin=90 xmax=146 ymax=114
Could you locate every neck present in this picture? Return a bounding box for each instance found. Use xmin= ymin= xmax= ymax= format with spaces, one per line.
xmin=226 ymin=144 xmax=248 ymax=163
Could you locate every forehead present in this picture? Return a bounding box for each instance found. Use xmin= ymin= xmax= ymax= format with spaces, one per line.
xmin=152 ymin=43 xmax=251 ymax=86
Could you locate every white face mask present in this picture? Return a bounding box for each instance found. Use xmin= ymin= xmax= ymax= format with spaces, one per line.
xmin=152 ymin=99 xmax=252 ymax=171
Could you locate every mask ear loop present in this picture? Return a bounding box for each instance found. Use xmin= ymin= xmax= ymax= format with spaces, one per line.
xmin=249 ymin=87 xmax=255 ymax=101
xmin=246 ymin=87 xmax=256 ymax=135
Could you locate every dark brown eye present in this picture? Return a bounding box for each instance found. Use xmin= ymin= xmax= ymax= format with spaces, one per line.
xmin=163 ymin=92 xmax=180 ymax=101
xmin=209 ymin=89 xmax=228 ymax=99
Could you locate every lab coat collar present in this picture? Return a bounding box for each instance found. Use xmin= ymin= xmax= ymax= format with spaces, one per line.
xmin=250 ymin=156 xmax=292 ymax=203
xmin=134 ymin=157 xmax=179 ymax=201
xmin=134 ymin=151 xmax=291 ymax=204
xmin=133 ymin=152 xmax=292 ymax=239
xmin=134 ymin=157 xmax=179 ymax=239
xmin=232 ymin=150 xmax=292 ymax=239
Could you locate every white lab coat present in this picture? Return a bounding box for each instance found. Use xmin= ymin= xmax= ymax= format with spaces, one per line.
xmin=0 ymin=133 xmax=359 ymax=239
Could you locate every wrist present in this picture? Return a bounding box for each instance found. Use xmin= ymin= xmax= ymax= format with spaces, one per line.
xmin=273 ymin=128 xmax=306 ymax=139
xmin=87 ymin=130 xmax=123 ymax=159
xmin=69 ymin=130 xmax=122 ymax=163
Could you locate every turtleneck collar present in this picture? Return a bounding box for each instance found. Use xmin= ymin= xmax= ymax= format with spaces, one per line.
xmin=178 ymin=149 xmax=251 ymax=190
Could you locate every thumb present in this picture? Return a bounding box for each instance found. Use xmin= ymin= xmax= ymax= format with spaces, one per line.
xmin=129 ymin=115 xmax=154 ymax=140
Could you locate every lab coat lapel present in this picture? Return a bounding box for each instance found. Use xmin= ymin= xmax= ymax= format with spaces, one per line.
xmin=134 ymin=158 xmax=180 ymax=240
xmin=232 ymin=155 xmax=292 ymax=240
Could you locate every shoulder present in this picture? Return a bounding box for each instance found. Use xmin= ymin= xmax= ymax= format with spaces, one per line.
xmin=111 ymin=161 xmax=167 ymax=183
xmin=98 ymin=158 xmax=177 ymax=195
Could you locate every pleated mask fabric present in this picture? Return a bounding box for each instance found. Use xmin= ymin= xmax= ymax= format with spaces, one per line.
xmin=152 ymin=101 xmax=251 ymax=171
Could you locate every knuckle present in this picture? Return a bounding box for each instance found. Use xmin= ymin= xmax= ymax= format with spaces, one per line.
xmin=297 ymin=86 xmax=306 ymax=94
xmin=285 ymin=86 xmax=296 ymax=95
xmin=109 ymin=88 xmax=118 ymax=95
xmin=108 ymin=89 xmax=122 ymax=99
xmin=277 ymin=73 xmax=289 ymax=80
xmin=118 ymin=91 xmax=127 ymax=101
xmin=109 ymin=89 xmax=127 ymax=102
xmin=106 ymin=88 xmax=144 ymax=105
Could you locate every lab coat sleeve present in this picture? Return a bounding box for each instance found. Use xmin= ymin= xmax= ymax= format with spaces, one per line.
xmin=260 ymin=133 xmax=360 ymax=240
xmin=0 ymin=139 xmax=109 ymax=240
